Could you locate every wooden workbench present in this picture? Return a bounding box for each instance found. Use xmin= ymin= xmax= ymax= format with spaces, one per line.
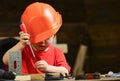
xmin=1 ymin=78 xmax=120 ymax=81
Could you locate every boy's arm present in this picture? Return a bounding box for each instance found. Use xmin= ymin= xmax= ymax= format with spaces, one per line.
xmin=47 ymin=65 xmax=69 ymax=74
xmin=2 ymin=31 xmax=29 ymax=65
xmin=35 ymin=60 xmax=69 ymax=74
xmin=2 ymin=41 xmax=25 ymax=65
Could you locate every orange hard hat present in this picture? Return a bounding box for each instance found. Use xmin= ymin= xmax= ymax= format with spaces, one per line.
xmin=21 ymin=2 xmax=62 ymax=43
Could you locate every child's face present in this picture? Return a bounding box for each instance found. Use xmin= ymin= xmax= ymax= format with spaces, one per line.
xmin=31 ymin=35 xmax=54 ymax=51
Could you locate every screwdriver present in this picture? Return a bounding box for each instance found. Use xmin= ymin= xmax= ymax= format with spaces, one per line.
xmin=20 ymin=23 xmax=37 ymax=61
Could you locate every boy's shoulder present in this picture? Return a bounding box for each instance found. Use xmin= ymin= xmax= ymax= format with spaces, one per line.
xmin=50 ymin=45 xmax=60 ymax=49
xmin=50 ymin=45 xmax=63 ymax=53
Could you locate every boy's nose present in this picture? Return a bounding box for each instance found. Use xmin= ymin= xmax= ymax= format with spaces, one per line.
xmin=39 ymin=40 xmax=46 ymax=44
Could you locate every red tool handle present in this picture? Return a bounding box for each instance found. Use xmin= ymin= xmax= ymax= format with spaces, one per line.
xmin=20 ymin=24 xmax=27 ymax=33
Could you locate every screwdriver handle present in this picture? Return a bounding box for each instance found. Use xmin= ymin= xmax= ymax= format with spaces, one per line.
xmin=20 ymin=24 xmax=27 ymax=33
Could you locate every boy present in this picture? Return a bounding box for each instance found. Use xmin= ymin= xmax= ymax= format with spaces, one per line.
xmin=2 ymin=2 xmax=70 ymax=75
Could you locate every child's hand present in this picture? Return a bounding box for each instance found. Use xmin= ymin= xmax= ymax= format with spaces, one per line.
xmin=19 ymin=31 xmax=30 ymax=45
xmin=35 ymin=60 xmax=49 ymax=72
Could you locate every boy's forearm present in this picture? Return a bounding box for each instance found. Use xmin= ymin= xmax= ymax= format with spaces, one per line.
xmin=46 ymin=65 xmax=68 ymax=74
xmin=2 ymin=41 xmax=25 ymax=65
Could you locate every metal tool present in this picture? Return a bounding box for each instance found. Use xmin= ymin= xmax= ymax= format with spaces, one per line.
xmin=20 ymin=23 xmax=37 ymax=61
xmin=8 ymin=51 xmax=22 ymax=75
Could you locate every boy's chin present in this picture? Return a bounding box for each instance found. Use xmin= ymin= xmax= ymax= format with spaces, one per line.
xmin=37 ymin=47 xmax=49 ymax=52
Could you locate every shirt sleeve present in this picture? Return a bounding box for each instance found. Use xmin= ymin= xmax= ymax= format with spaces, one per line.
xmin=54 ymin=47 xmax=71 ymax=73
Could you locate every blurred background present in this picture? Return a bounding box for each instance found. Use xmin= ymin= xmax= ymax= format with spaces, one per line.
xmin=0 ymin=0 xmax=120 ymax=74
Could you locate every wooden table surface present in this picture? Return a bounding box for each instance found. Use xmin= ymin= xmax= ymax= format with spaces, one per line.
xmin=1 ymin=78 xmax=120 ymax=81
